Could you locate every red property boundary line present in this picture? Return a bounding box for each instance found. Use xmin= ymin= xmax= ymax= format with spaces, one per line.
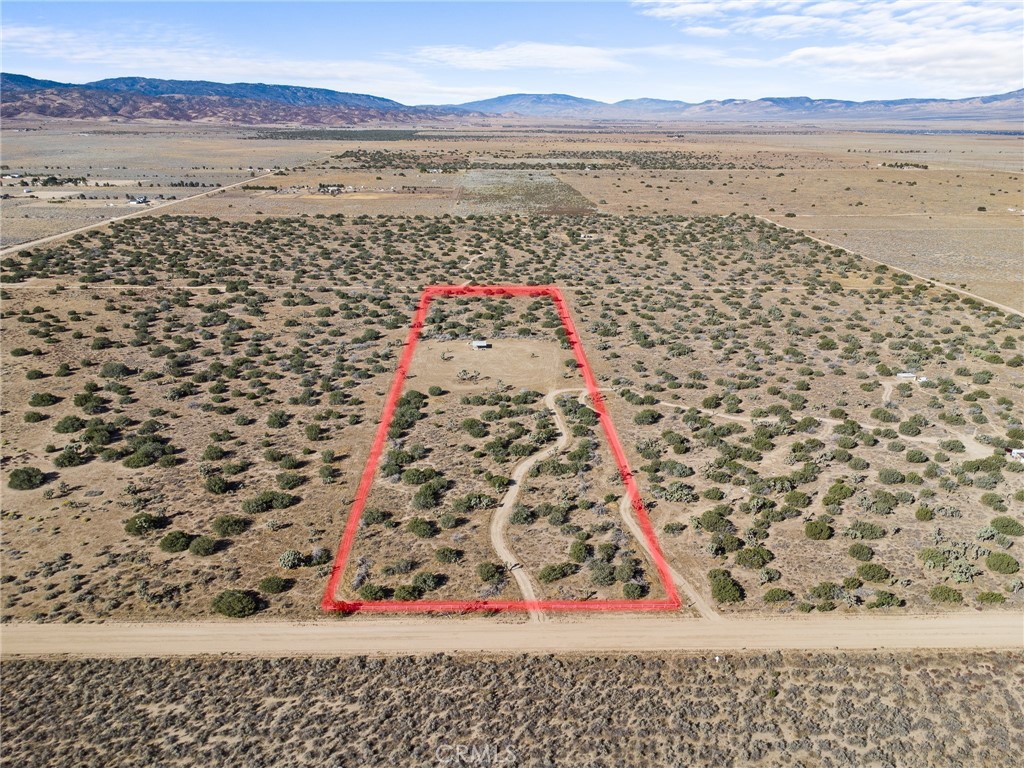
xmin=321 ymin=285 xmax=681 ymax=613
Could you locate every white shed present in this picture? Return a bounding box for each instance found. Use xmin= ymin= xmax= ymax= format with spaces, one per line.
xmin=470 ymin=340 xmax=491 ymax=350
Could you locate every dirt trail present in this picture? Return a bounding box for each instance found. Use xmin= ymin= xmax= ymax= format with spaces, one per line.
xmin=488 ymin=389 xmax=578 ymax=622
xmin=0 ymin=172 xmax=278 ymax=257
xmin=2 ymin=613 xmax=1019 ymax=658
xmin=616 ymin=493 xmax=720 ymax=621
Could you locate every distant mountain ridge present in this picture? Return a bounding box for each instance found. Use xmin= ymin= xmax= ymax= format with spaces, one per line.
xmin=0 ymin=73 xmax=467 ymax=125
xmin=444 ymin=90 xmax=1024 ymax=120
xmin=2 ymin=73 xmax=1021 ymax=124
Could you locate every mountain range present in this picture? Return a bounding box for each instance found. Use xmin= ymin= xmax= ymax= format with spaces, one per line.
xmin=2 ymin=73 xmax=1021 ymax=124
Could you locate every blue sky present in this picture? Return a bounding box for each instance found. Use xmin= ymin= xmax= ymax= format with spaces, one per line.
xmin=2 ymin=1 xmax=1022 ymax=104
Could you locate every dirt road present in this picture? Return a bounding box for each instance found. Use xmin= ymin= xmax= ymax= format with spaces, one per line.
xmin=0 ymin=172 xmax=278 ymax=257
xmin=487 ymin=389 xmax=578 ymax=622
xmin=616 ymin=492 xmax=720 ymax=621
xmin=1 ymin=612 xmax=1019 ymax=658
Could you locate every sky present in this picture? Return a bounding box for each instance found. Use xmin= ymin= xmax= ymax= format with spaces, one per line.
xmin=2 ymin=0 xmax=1022 ymax=105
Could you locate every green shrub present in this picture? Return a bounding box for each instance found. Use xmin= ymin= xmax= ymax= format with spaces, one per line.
xmin=407 ymin=517 xmax=439 ymax=538
xmin=7 ymin=467 xmax=45 ymax=490
xmin=358 ymin=583 xmax=388 ymax=601
xmin=53 ymin=447 xmax=90 ymax=468
xmin=698 ymin=507 xmax=735 ymax=533
xmin=212 ymin=515 xmax=251 ymax=536
xmin=810 ymin=582 xmax=843 ymax=600
xmin=878 ymin=468 xmax=905 ymax=484
xmin=28 ymin=392 xmax=59 ymax=407
xmin=204 ymin=474 xmax=229 ymax=495
xmin=804 ymin=520 xmax=833 ymax=540
xmin=857 ymin=563 xmax=891 ymax=582
xmin=986 ymin=552 xmax=1020 ymax=574
xmin=633 ymin=409 xmax=661 ymax=425
xmin=412 ymin=477 xmax=447 ymax=509
xmin=569 ymin=540 xmax=593 ymax=563
xmin=846 ymin=520 xmax=887 ymax=539
xmin=783 ymin=490 xmax=810 ymax=508
xmin=476 ymin=562 xmax=504 ymax=582
xmin=867 ymin=590 xmax=901 ymax=608
xmin=189 ymin=535 xmax=217 ymax=556
xmin=401 ymin=466 xmax=438 ymax=485
xmin=929 ymin=585 xmax=963 ymax=604
xmin=763 ymin=587 xmax=794 ymax=603
xmin=124 ymin=512 xmax=165 ymax=536
xmin=917 ymin=547 xmax=949 ymax=569
xmin=242 ymin=491 xmax=299 ymax=513
xmin=54 ymin=415 xmax=87 ymax=433
xmin=623 ymin=582 xmax=648 ymax=599
xmin=412 ymin=572 xmax=442 ymax=592
xmin=362 ymin=508 xmax=391 ymax=525
xmin=158 ymin=530 xmax=193 ymax=553
xmin=538 ymin=562 xmax=578 ymax=583
xmin=266 ymin=410 xmax=289 ymax=428
xmin=708 ymin=569 xmax=744 ymax=603
xmin=258 ymin=576 xmax=293 ymax=594
xmin=848 ymin=543 xmax=874 ymax=561
xmin=435 ymin=547 xmax=463 ymax=564
xmin=915 ymin=506 xmax=935 ymax=521
xmin=393 ymin=585 xmax=423 ymax=601
xmin=991 ymin=516 xmax=1024 ymax=537
xmin=822 ymin=480 xmax=855 ymax=507
xmin=275 ymin=472 xmax=305 ymax=490
xmin=212 ymin=589 xmax=259 ymax=617
xmin=735 ymin=546 xmax=774 ymax=569
xmin=23 ymin=411 xmax=47 ymax=423
xmin=978 ymin=591 xmax=1006 ymax=604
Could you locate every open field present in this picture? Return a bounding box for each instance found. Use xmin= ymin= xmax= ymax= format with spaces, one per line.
xmin=2 ymin=121 xmax=1020 ymax=307
xmin=2 ymin=209 xmax=1023 ymax=625
xmin=2 ymin=649 xmax=1022 ymax=767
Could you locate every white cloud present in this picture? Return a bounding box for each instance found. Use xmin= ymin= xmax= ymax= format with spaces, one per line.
xmin=635 ymin=0 xmax=1023 ymax=40
xmin=633 ymin=0 xmax=1024 ymax=94
xmin=409 ymin=42 xmax=638 ymax=73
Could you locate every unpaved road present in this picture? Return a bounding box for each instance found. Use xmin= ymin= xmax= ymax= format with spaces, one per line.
xmin=1 ymin=613 xmax=1019 ymax=658
xmin=487 ymin=389 xmax=578 ymax=622
xmin=616 ymin=492 xmax=720 ymax=621
xmin=0 ymin=172 xmax=278 ymax=257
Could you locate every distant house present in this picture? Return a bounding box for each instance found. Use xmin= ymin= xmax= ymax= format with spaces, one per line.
xmin=470 ymin=340 xmax=491 ymax=350
xmin=895 ymin=372 xmax=916 ymax=379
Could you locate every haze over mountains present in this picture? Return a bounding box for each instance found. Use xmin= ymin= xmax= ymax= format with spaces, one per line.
xmin=2 ymin=73 xmax=1021 ymax=124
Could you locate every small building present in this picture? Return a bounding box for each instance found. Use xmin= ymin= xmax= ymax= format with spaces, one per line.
xmin=895 ymin=372 xmax=916 ymax=379
xmin=470 ymin=340 xmax=491 ymax=350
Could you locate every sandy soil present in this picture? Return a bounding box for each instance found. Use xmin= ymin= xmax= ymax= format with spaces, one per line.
xmin=1 ymin=612 xmax=1020 ymax=657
